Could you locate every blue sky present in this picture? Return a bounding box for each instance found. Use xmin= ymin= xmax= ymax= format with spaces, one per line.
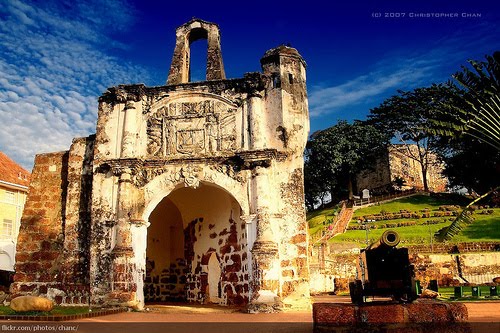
xmin=0 ymin=0 xmax=499 ymax=169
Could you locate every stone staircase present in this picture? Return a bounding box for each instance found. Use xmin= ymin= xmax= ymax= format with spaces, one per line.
xmin=313 ymin=201 xmax=354 ymax=245
xmin=331 ymin=204 xmax=353 ymax=236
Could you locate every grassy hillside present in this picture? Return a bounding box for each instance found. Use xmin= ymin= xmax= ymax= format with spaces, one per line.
xmin=308 ymin=194 xmax=500 ymax=246
xmin=307 ymin=203 xmax=341 ymax=237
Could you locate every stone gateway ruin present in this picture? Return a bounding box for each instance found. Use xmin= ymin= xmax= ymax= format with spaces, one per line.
xmin=11 ymin=19 xmax=311 ymax=311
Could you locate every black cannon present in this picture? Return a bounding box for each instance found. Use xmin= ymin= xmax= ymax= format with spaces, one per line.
xmin=349 ymin=230 xmax=417 ymax=304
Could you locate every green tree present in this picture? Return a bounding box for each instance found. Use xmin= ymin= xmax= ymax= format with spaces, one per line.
xmin=304 ymin=120 xmax=389 ymax=208
xmin=430 ymin=51 xmax=500 ymax=242
xmin=430 ymin=51 xmax=500 ymax=194
xmin=368 ymin=84 xmax=454 ymax=192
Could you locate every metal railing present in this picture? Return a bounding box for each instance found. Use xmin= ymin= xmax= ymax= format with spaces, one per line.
xmin=353 ymin=188 xmax=417 ymax=207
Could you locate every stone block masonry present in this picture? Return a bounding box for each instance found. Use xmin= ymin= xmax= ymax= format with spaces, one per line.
xmin=313 ymin=301 xmax=469 ymax=333
xmin=11 ymin=137 xmax=94 ymax=305
xmin=12 ymin=18 xmax=311 ymax=311
xmin=12 ymin=152 xmax=68 ymax=288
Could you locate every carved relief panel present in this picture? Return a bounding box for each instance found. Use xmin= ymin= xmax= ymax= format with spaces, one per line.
xmin=146 ymin=95 xmax=238 ymax=157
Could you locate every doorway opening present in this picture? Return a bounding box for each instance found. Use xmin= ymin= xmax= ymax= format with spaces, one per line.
xmin=144 ymin=183 xmax=249 ymax=306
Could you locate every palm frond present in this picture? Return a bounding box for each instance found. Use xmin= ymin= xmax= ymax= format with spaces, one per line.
xmin=435 ymin=187 xmax=499 ymax=242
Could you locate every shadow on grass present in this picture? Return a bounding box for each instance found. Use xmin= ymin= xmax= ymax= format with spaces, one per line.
xmin=461 ymin=216 xmax=500 ymax=240
xmin=393 ymin=193 xmax=470 ymax=207
xmin=0 ymin=306 xmax=90 ymax=316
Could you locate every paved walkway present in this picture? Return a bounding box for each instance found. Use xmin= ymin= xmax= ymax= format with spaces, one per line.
xmin=64 ymin=297 xmax=500 ymax=333
xmin=1 ymin=297 xmax=498 ymax=333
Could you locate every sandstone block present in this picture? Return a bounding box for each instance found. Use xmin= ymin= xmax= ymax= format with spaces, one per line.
xmin=10 ymin=295 xmax=54 ymax=312
xmin=313 ymin=303 xmax=356 ymax=325
xmin=359 ymin=303 xmax=406 ymax=323
xmin=448 ymin=302 xmax=468 ymax=322
xmin=408 ymin=301 xmax=449 ymax=322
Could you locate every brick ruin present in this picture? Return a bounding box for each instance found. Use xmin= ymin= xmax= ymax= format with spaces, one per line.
xmin=356 ymin=145 xmax=448 ymax=195
xmin=11 ymin=19 xmax=311 ymax=311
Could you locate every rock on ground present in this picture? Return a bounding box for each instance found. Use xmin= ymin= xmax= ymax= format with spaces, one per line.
xmin=10 ymin=295 xmax=54 ymax=312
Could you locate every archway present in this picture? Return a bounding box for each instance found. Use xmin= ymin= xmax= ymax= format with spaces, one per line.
xmin=144 ymin=182 xmax=249 ymax=306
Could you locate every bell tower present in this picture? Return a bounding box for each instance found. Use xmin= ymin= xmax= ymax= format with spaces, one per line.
xmin=167 ymin=18 xmax=226 ymax=84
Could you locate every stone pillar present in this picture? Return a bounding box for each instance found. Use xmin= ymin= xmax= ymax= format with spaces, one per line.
xmin=249 ymin=165 xmax=281 ymax=312
xmin=205 ymin=24 xmax=225 ymax=81
xmin=129 ymin=218 xmax=149 ymax=311
xmin=121 ymin=101 xmax=136 ymax=158
xmin=248 ymin=94 xmax=265 ymax=150
xmin=109 ymin=168 xmax=137 ymax=307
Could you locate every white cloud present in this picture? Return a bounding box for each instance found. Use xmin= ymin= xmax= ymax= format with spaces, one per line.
xmin=309 ymin=60 xmax=434 ymax=118
xmin=308 ymin=21 xmax=500 ymax=119
xmin=0 ymin=0 xmax=154 ymax=169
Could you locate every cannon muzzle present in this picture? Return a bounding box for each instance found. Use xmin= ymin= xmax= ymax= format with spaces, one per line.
xmin=367 ymin=230 xmax=400 ymax=250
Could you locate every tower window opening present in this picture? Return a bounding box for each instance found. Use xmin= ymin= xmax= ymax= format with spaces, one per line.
xmin=273 ymin=75 xmax=281 ymax=88
xmin=188 ymin=28 xmax=209 ymax=82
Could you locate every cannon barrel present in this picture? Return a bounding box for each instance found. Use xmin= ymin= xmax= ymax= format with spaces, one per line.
xmin=367 ymin=230 xmax=400 ymax=250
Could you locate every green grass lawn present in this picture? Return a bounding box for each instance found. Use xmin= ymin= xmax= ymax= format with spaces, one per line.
xmin=351 ymin=194 xmax=469 ymax=218
xmin=336 ymin=286 xmax=499 ymax=302
xmin=308 ymin=194 xmax=500 ymax=246
xmin=0 ymin=306 xmax=90 ymax=316
xmin=331 ymin=222 xmax=451 ymax=246
xmin=437 ymin=286 xmax=499 ymax=301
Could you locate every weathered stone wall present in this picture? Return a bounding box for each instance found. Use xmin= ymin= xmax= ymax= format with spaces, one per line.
xmin=15 ymin=19 xmax=311 ymax=311
xmin=313 ymin=301 xmax=469 ymax=333
xmin=321 ymin=247 xmax=500 ymax=292
xmin=388 ymin=145 xmax=447 ymax=193
xmin=11 ymin=136 xmax=94 ymax=305
xmin=11 ymin=152 xmax=68 ymax=296
xmin=144 ymin=197 xmax=185 ymax=302
xmin=356 ymin=151 xmax=392 ymax=194
xmin=355 ymin=145 xmax=448 ymax=195
xmin=410 ymin=252 xmax=500 ymax=287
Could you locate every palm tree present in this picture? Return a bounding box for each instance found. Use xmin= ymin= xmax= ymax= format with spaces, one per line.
xmin=433 ymin=52 xmax=500 ymax=242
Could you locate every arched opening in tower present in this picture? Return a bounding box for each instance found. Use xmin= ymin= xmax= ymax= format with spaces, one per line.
xmin=188 ymin=28 xmax=209 ymax=82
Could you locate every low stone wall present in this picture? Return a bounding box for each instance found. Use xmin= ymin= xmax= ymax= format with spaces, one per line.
xmin=323 ymin=249 xmax=500 ymax=292
xmin=313 ymin=300 xmax=469 ymax=333
xmin=407 ymin=242 xmax=500 ymax=254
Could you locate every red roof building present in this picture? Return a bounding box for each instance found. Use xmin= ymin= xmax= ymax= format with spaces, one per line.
xmin=0 ymin=152 xmax=30 ymax=272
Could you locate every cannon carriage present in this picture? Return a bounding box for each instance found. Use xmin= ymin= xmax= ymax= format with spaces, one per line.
xmin=349 ymin=230 xmax=417 ymax=304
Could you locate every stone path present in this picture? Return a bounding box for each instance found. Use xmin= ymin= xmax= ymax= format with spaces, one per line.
xmin=64 ymin=298 xmax=499 ymax=333
xmin=1 ymin=298 xmax=498 ymax=333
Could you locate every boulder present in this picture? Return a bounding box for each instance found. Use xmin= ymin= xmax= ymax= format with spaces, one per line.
xmin=420 ymin=288 xmax=439 ymax=299
xmin=10 ymin=295 xmax=54 ymax=312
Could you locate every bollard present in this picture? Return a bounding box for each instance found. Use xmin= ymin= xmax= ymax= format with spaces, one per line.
xmin=454 ymin=286 xmax=463 ymax=298
xmin=471 ymin=286 xmax=481 ymax=297
xmin=490 ymin=286 xmax=498 ymax=296
xmin=415 ymin=280 xmax=422 ymax=295
xmin=429 ymin=280 xmax=439 ymax=292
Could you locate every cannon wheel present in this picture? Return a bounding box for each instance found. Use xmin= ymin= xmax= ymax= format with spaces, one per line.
xmin=393 ymin=278 xmax=418 ymax=303
xmin=393 ymin=292 xmax=412 ymax=303
xmin=349 ymin=280 xmax=364 ymax=304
